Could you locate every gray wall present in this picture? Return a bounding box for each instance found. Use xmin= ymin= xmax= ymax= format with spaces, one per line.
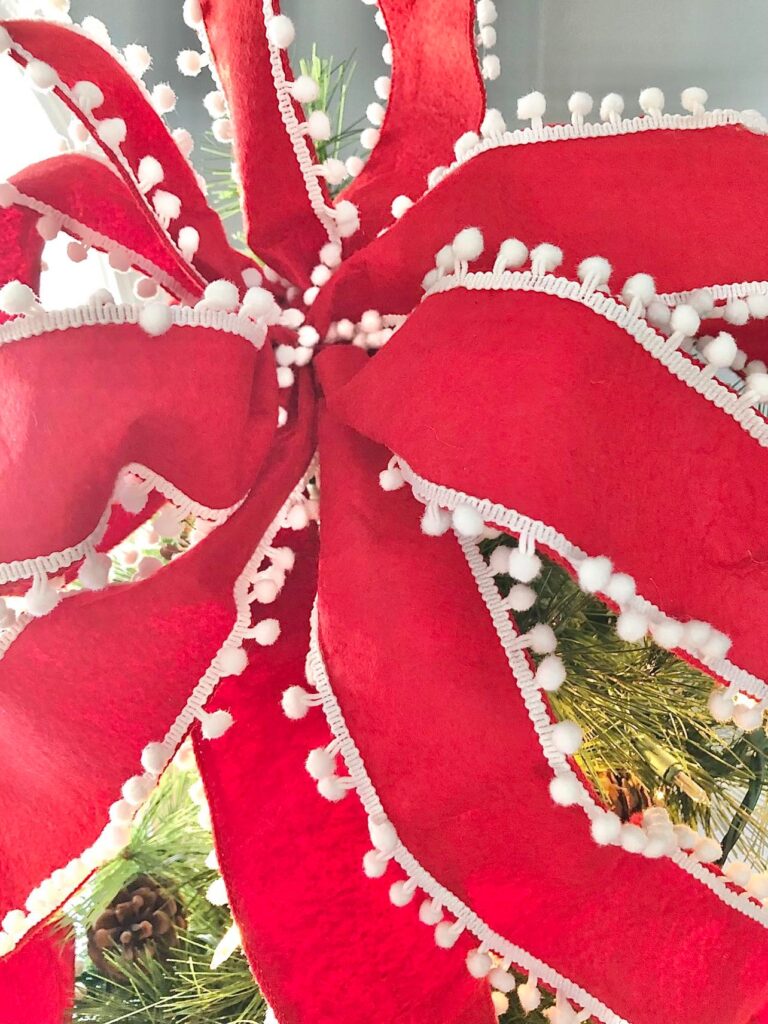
xmin=67 ymin=1 xmax=768 ymax=158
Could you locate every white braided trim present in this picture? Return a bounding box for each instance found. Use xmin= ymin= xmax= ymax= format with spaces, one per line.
xmin=425 ymin=269 xmax=768 ymax=449
xmin=305 ymin=600 xmax=629 ymax=1024
xmin=0 ymin=300 xmax=266 ymax=347
xmin=659 ymin=280 xmax=768 ymax=307
xmin=260 ymin=0 xmax=340 ymax=249
xmin=400 ymin=458 xmax=768 ymax=710
xmin=0 ymin=462 xmax=248 ymax=586
xmin=456 ymin=532 xmax=768 ymax=929
xmin=2 ymin=178 xmax=199 ymax=305
xmin=0 ymin=465 xmax=312 ymax=959
xmin=5 ymin=34 xmax=208 ymax=288
xmin=428 ymin=108 xmax=768 ymax=192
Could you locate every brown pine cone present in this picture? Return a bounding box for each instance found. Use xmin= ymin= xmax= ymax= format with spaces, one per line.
xmin=600 ymin=770 xmax=652 ymax=822
xmin=87 ymin=874 xmax=186 ymax=979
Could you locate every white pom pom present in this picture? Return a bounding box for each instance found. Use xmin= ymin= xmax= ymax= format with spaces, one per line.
xmin=141 ymin=741 xmax=170 ymax=775
xmin=681 ymin=86 xmax=708 ymax=114
xmin=646 ymin=299 xmax=671 ymax=329
xmin=599 ymin=93 xmax=625 ymax=122
xmin=466 ymin=949 xmax=492 ymax=979
xmin=65 ymin=241 xmax=88 ymax=264
xmin=333 ymin=199 xmax=360 ymax=238
xmin=621 ymin=823 xmax=648 ymax=853
xmin=421 ymin=503 xmax=452 ymax=536
xmin=109 ymin=799 xmax=135 ymax=825
xmin=451 ymin=227 xmax=484 ymax=262
xmin=452 ymin=503 xmax=484 ymax=537
xmin=151 ymin=83 xmax=177 ymax=114
xmin=670 ymin=303 xmax=700 ymax=337
xmin=318 ymin=775 xmax=350 ymax=802
xmin=604 ymin=572 xmax=636 ymax=605
xmin=577 ymin=555 xmax=612 ymax=593
xmin=346 ymin=155 xmax=365 ymax=178
xmin=517 ymin=91 xmax=546 ymax=122
xmin=204 ymin=278 xmax=239 ymax=311
xmin=389 ymin=880 xmax=415 ymax=907
xmin=363 ymin=850 xmax=388 ymax=878
xmin=577 ymin=256 xmax=611 ymax=289
xmin=702 ymin=331 xmax=737 ymax=369
xmin=97 ymin=118 xmax=128 ymax=148
xmin=139 ymin=302 xmax=173 ymax=336
xmin=434 ymin=921 xmax=462 ymax=949
xmin=25 ymin=60 xmax=58 ymax=93
xmin=182 ymin=0 xmax=203 ymax=28
xmin=36 ymin=214 xmax=60 ymax=241
xmin=488 ymin=967 xmax=516 ymax=994
xmin=639 ymin=87 xmax=665 ymax=115
xmin=177 ymin=49 xmax=205 ymax=76
xmin=173 ymin=127 xmax=194 ymax=157
xmin=360 ymin=126 xmax=380 ymax=150
xmin=616 ymin=609 xmax=648 ymax=643
xmin=672 ymin=824 xmax=698 ymax=851
xmin=692 ymin=836 xmax=722 ymax=863
xmin=517 ymin=982 xmax=542 ymax=1012
xmin=306 ymin=747 xmax=336 ymax=780
xmin=253 ymin=618 xmax=280 ymax=646
xmin=528 ymin=623 xmax=557 ymax=655
xmin=747 ymin=293 xmax=768 ymax=319
xmin=650 ymin=617 xmax=684 ymax=650
xmin=241 ymin=286 xmax=280 ymax=322
xmin=495 ymin=237 xmax=528 ymax=270
xmin=390 ymin=195 xmax=413 ymax=219
xmin=530 ymin=242 xmax=563 ymax=275
xmin=551 ymin=720 xmax=583 ymax=755
xmin=732 ymin=701 xmax=764 ymax=733
xmin=621 ymin=272 xmax=656 ymax=308
xmin=720 ymin=860 xmax=751 ymax=888
xmin=454 ymin=130 xmax=480 ymax=160
xmin=26 ymin=575 xmax=61 ymax=617
xmin=124 ymin=43 xmax=152 ymax=79
xmin=281 ymin=685 xmax=314 ymax=720
xmin=535 ymin=654 xmax=566 ymax=692
xmin=748 ymin=873 xmax=768 ymax=899
xmin=507 ymin=548 xmax=542 ymax=583
xmin=218 ymin=646 xmax=248 ymax=677
xmin=319 ymin=157 xmax=347 ymax=186
xmin=122 ymin=774 xmax=154 ymax=806
xmin=481 ymin=108 xmax=507 ymax=138
xmin=683 ymin=619 xmax=712 ymax=649
xmin=251 ymin=574 xmax=280 ymax=602
xmin=79 ymin=551 xmax=111 ymax=590
xmin=480 ymin=25 xmax=497 ymax=47
xmin=287 ymin=75 xmax=319 ymax=105
xmin=747 ymin=371 xmax=768 ymax=399
xmin=369 ymin=816 xmax=398 ymax=855
xmin=476 ymin=0 xmax=497 ymax=24
xmin=72 ymin=80 xmax=104 ymax=113
xmin=178 ymin=226 xmax=200 ymax=262
xmin=379 ymin=467 xmax=404 ymax=491
xmin=114 ymin=474 xmax=148 ymax=513
xmin=137 ymin=155 xmax=164 ymax=193
xmin=419 ymin=898 xmax=443 ymax=925
xmin=591 ymin=810 xmax=622 ymax=846
xmin=0 ymin=280 xmax=37 ymax=314
xmin=200 ymin=709 xmax=234 ymax=739
xmin=374 ymin=75 xmax=391 ymax=101
xmin=367 ymin=101 xmax=386 ymax=128
xmin=482 ymin=54 xmax=501 ymax=80
xmin=108 ymin=249 xmax=133 ymax=274
xmin=568 ymin=91 xmax=593 ymax=117
xmin=266 ymin=14 xmax=295 ymax=49
xmin=153 ymin=189 xmax=182 ymax=223
xmin=307 ymin=110 xmax=332 ymax=142
xmin=506 ymin=583 xmax=537 ymax=612
xmin=1 ymin=910 xmax=26 ymax=940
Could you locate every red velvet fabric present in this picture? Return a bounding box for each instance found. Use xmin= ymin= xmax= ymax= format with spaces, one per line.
xmin=0 ymin=204 xmax=43 ymax=321
xmin=0 ymin=378 xmax=313 ymax=938
xmin=313 ymin=123 xmax=768 ymax=328
xmin=195 ymin=528 xmax=496 ymax=1024
xmin=200 ymin=0 xmax=331 ymax=287
xmin=329 ymin=288 xmax=768 ymax=685
xmin=340 ymin=0 xmax=484 ymax=249
xmin=10 ymin=155 xmax=203 ymax=300
xmin=317 ymin=353 xmax=768 ymax=1024
xmin=0 ymin=928 xmax=74 ymax=1024
xmin=2 ymin=19 xmax=248 ymax=287
xmin=0 ymin=316 xmax=275 ymax=565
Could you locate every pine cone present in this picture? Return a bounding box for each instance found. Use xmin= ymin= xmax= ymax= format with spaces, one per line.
xmin=600 ymin=770 xmax=652 ymax=822
xmin=87 ymin=874 xmax=186 ymax=979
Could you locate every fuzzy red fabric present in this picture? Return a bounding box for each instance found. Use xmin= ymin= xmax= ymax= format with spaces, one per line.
xmin=329 ymin=287 xmax=768 ymax=684
xmin=0 ymin=316 xmax=275 ymax=564
xmin=10 ymin=155 xmax=203 ymax=300
xmin=340 ymin=0 xmax=484 ymax=249
xmin=3 ymin=19 xmax=250 ymax=288
xmin=312 ymin=123 xmax=768 ymax=328
xmin=195 ymin=528 xmax=496 ymax=1024
xmin=0 ymin=928 xmax=74 ymax=1024
xmin=317 ymin=352 xmax=768 ymax=1024
xmin=200 ymin=0 xmax=331 ymax=287
xmin=0 ymin=204 xmax=42 ymax=321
